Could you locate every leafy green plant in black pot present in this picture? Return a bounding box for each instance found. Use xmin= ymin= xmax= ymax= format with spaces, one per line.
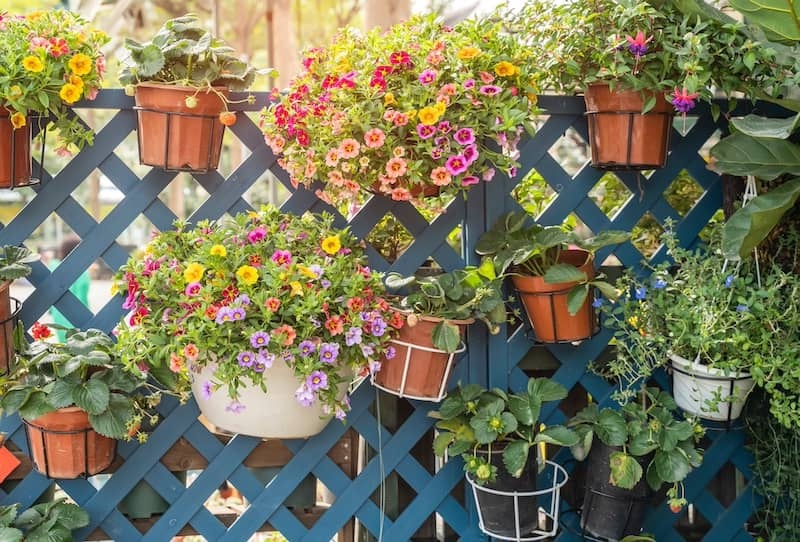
xmin=476 ymin=211 xmax=628 ymax=342
xmin=0 ymin=245 xmax=39 ymax=374
xmin=568 ymin=387 xmax=704 ymax=540
xmin=430 ymin=378 xmax=578 ymax=538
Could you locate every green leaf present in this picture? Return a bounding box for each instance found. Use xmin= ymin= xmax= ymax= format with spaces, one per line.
xmin=51 ymin=503 xmax=88 ymax=531
xmin=728 ymin=0 xmax=800 ymax=43
xmin=566 ymin=283 xmax=589 ymax=316
xmin=433 ymin=432 xmax=455 ymax=457
xmin=73 ymin=379 xmax=110 ymax=415
xmin=89 ymin=394 xmax=134 ymax=439
xmin=570 ymin=426 xmax=594 ymax=461
xmin=0 ymin=505 xmax=18 ymax=528
xmin=592 ymin=280 xmax=620 ymax=300
xmin=535 ymin=425 xmax=579 ymax=447
xmin=503 ymin=440 xmax=532 ymax=478
xmin=0 ymin=527 xmax=23 ymax=542
xmin=508 ymin=394 xmax=538 ymax=427
xmin=431 ymin=321 xmax=461 ymax=353
xmin=48 ymin=380 xmax=78 ymax=409
xmin=710 ymin=133 xmax=800 ymax=180
xmin=646 ymin=460 xmax=662 ymax=491
xmin=609 ymin=451 xmax=643 ymax=489
xmin=543 ymin=264 xmax=586 ymax=284
xmin=628 ymin=431 xmax=657 ymax=457
xmin=721 ymin=178 xmax=800 ymax=260
xmin=577 ymin=230 xmax=630 ymax=252
xmin=534 ymin=228 xmax=572 ymax=250
xmin=18 ymin=391 xmax=55 ymax=421
xmin=642 ymin=95 xmax=656 ymax=114
xmin=25 ymin=523 xmax=70 ymax=542
xmin=731 ymin=113 xmax=800 ymax=139
xmin=654 ymin=449 xmax=692 ymax=483
xmin=527 ymin=376 xmax=568 ymax=403
xmin=595 ymin=409 xmax=628 ymax=446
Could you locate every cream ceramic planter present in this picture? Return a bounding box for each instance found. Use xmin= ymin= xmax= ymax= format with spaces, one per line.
xmin=669 ymin=353 xmax=755 ymax=422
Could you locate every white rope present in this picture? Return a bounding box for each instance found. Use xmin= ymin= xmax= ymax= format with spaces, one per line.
xmin=722 ymin=176 xmax=761 ymax=287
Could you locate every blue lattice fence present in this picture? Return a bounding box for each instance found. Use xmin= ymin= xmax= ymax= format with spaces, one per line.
xmin=0 ymin=90 xmax=758 ymax=541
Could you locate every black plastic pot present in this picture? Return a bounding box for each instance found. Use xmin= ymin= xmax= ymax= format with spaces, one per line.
xmin=581 ymin=442 xmax=653 ymax=540
xmin=473 ymin=446 xmax=539 ymax=538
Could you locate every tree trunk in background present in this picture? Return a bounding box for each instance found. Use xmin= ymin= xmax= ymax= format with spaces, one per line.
xmin=365 ymin=0 xmax=410 ymax=29
xmin=269 ymin=0 xmax=299 ymax=89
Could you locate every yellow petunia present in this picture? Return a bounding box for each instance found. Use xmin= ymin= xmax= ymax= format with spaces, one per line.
xmin=236 ymin=265 xmax=259 ymax=285
xmin=68 ymin=53 xmax=93 ymax=76
xmin=10 ymin=113 xmax=26 ymax=130
xmin=183 ymin=262 xmax=205 ymax=283
xmin=59 ymin=83 xmax=82 ymax=104
xmin=321 ymin=235 xmax=341 ymax=255
xmin=417 ymin=106 xmax=442 ymax=126
xmin=8 ymin=86 xmax=22 ymax=99
xmin=110 ymin=282 xmax=119 ymax=296
xmin=457 ymin=46 xmax=481 ymax=60
xmin=290 ymin=281 xmax=304 ymax=296
xmin=434 ymin=101 xmax=446 ymax=115
xmin=494 ymin=61 xmax=519 ymax=77
xmin=209 ymin=244 xmax=227 ymax=257
xmin=69 ymin=75 xmax=84 ymax=88
xmin=384 ymin=92 xmax=397 ymax=107
xmin=22 ymin=56 xmax=44 ymax=73
xmin=297 ymin=264 xmax=317 ymax=279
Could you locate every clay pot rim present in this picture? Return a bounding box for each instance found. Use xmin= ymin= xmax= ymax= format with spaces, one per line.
xmin=511 ymin=248 xmax=594 ymax=279
xmin=24 ymin=406 xmax=90 ymax=428
xmin=390 ymin=307 xmax=475 ymax=326
xmin=134 ymin=81 xmax=231 ymax=93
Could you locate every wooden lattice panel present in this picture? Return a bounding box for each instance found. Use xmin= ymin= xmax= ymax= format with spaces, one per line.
xmin=0 ymin=90 xmax=758 ymax=541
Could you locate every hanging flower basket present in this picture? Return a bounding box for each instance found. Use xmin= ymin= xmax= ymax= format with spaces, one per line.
xmin=584 ymin=83 xmax=673 ymax=171
xmin=511 ymin=249 xmax=599 ymax=343
xmin=372 ymin=313 xmax=468 ymax=401
xmin=669 ymin=353 xmax=755 ymax=423
xmin=133 ymin=83 xmax=229 ymax=173
xmin=23 ymin=407 xmax=117 ymax=479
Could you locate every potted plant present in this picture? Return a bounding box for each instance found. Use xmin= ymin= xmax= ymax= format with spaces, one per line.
xmin=0 ymin=10 xmax=109 ymax=187
xmin=476 ymin=211 xmax=629 ymax=343
xmin=569 ymin=387 xmax=704 ymax=540
xmin=260 ymin=13 xmax=538 ymax=213
xmin=372 ymin=261 xmax=508 ymax=401
xmin=0 ymin=245 xmax=40 ymax=375
xmin=113 ymin=205 xmax=397 ymax=439
xmin=0 ymin=498 xmax=89 ymax=541
xmin=0 ymin=325 xmax=157 ymax=479
xmin=119 ymin=14 xmax=266 ymax=172
xmin=516 ymin=0 xmax=785 ymax=170
xmin=430 ymin=378 xmax=578 ymax=539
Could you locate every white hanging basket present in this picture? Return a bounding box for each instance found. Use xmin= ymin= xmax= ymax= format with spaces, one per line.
xmin=190 ymin=360 xmax=336 ymax=439
xmin=466 ymin=460 xmax=568 ymax=541
xmin=669 ymin=353 xmax=755 ymax=422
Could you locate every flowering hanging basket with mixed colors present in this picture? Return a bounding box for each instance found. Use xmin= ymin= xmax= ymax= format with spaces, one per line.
xmin=260 ymin=13 xmax=538 ymax=213
xmin=0 ymin=10 xmax=109 ymax=186
xmin=114 ymin=206 xmax=399 ymax=437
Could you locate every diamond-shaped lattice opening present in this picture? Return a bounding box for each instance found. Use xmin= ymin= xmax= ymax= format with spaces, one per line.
xmin=548 ymin=127 xmax=589 ymax=176
xmin=517 ymin=345 xmax=562 ymax=375
xmin=709 ymin=461 xmax=743 ymax=508
xmin=664 ymin=170 xmax=704 ymax=217
xmin=512 ymin=168 xmax=557 ymax=220
xmin=699 ymin=128 xmax=723 ymax=162
xmin=216 ymin=129 xmax=254 ymax=179
xmin=674 ymin=502 xmax=712 ymax=540
xmin=110 ymin=131 xmax=155 ymax=180
xmin=631 ymin=212 xmax=664 ymax=259
xmin=243 ymin=170 xmax=292 ymax=209
xmin=589 ymin=172 xmax=633 ymax=220
xmin=366 ymin=214 xmax=414 ymax=264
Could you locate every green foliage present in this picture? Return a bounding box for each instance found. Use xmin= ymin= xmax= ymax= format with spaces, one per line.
xmin=0 ymin=327 xmax=156 ymax=440
xmin=476 ymin=211 xmax=628 ymax=313
xmin=430 ymin=378 xmax=578 ymax=484
xmin=568 ymin=387 xmax=703 ymax=501
xmin=0 ymin=498 xmax=89 ymax=542
xmin=384 ymin=260 xmax=508 ymax=352
xmin=728 ymin=0 xmax=800 ymax=44
xmin=0 ymin=246 xmax=38 ymax=282
xmin=119 ymin=14 xmax=266 ymax=91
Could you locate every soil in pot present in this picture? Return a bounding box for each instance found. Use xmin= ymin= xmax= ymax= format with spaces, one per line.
xmin=581 ymin=441 xmax=653 ymax=540
xmin=512 ymin=249 xmax=597 ymax=343
xmin=24 ymin=407 xmax=116 ymax=479
xmin=472 ymin=445 xmax=540 ymax=538
xmin=584 ymin=83 xmax=673 ymax=171
xmin=373 ymin=313 xmax=470 ymax=400
xmin=134 ymin=82 xmax=229 ymax=172
xmin=0 ymin=108 xmax=35 ymax=188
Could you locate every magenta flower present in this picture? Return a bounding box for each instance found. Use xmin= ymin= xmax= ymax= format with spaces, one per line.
xmin=445 ymin=155 xmax=469 ymax=176
xmin=248 ymin=227 xmax=267 ymax=243
xmin=671 ymin=87 xmax=699 ymax=113
xmin=463 ymin=144 xmax=479 ymax=164
xmin=419 ymin=69 xmax=437 ymax=85
xmin=626 ymin=31 xmax=651 ymax=58
xmin=306 ymin=370 xmax=329 ymax=391
xmin=184 ymin=282 xmax=202 ymax=296
xmin=454 ymin=127 xmax=475 ymax=145
xmin=479 ymin=85 xmax=502 ymax=96
xmin=417 ymin=124 xmax=436 ymax=139
xmin=461 ymin=176 xmax=480 ymax=187
xmin=271 ymin=249 xmax=292 ymax=266
xmin=437 ymin=121 xmax=452 ymax=134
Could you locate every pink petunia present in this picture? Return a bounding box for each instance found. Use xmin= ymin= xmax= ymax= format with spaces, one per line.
xmin=461 ymin=176 xmax=480 ymax=187
xmin=417 ymin=124 xmax=436 ymax=139
xmin=390 ymin=187 xmax=412 ymax=201
xmin=385 ymin=157 xmax=408 ymax=178
xmin=364 ymin=128 xmax=386 ymax=148
xmin=339 ymin=138 xmax=361 ymax=158
xmin=325 ymin=148 xmax=340 ymax=166
xmin=479 ymin=85 xmax=502 ymax=96
xmin=430 ymin=167 xmax=452 ymax=186
xmin=445 ymin=155 xmax=468 ymax=176
xmin=418 ymin=69 xmax=437 ymax=85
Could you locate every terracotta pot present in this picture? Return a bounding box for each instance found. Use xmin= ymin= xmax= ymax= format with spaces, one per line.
xmin=512 ymin=249 xmax=597 ymax=343
xmin=373 ymin=312 xmax=470 ymax=401
xmin=134 ymin=82 xmax=229 ymax=172
xmin=0 ymin=281 xmax=20 ymax=375
xmin=24 ymin=407 xmax=117 ymax=479
xmin=584 ymin=83 xmax=674 ymax=170
xmin=0 ymin=107 xmax=34 ymax=188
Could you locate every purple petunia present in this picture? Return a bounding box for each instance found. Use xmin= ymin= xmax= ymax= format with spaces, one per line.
xmin=321 ymin=279 xmax=331 ymax=289
xmin=306 ymin=370 xmax=329 ymax=391
xmin=479 ymin=85 xmax=502 ymax=96
xmin=271 ymin=249 xmax=292 ymax=266
xmin=250 ymin=331 xmax=270 ymax=349
xmin=320 ymin=343 xmax=340 ymax=364
xmin=215 ymin=307 xmax=234 ymax=324
xmin=371 ymin=317 xmax=388 ymax=337
xmin=235 ymin=294 xmax=251 ymax=306
xmin=461 ymin=176 xmax=479 ymax=187
xmin=385 ymin=346 xmax=397 ymax=360
xmin=226 ymin=401 xmax=246 ymax=413
xmin=635 ymin=287 xmax=647 ymax=300
xmin=295 ymin=384 xmax=316 ymax=407
xmin=184 ymin=282 xmax=202 ymax=296
xmin=445 ymin=155 xmax=468 ymax=176
xmin=654 ymin=278 xmax=667 ymax=290
xmin=256 ymin=351 xmax=275 ymax=370
xmin=299 ymin=340 xmax=316 ymax=357
xmin=345 ymin=327 xmax=363 ymax=346
xmin=437 ymin=121 xmax=452 ymax=134
xmin=454 ymin=127 xmax=476 ymax=146
xmin=230 ymin=307 xmax=246 ymax=321
xmin=237 ymin=351 xmax=256 ymax=367
xmin=360 ymin=344 xmax=375 ymax=357
xmin=201 ymin=380 xmax=213 ymax=399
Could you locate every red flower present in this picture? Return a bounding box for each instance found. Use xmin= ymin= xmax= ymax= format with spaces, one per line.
xmin=31 ymin=322 xmax=51 ymax=340
xmin=389 ymin=311 xmax=405 ymax=329
xmin=325 ymin=316 xmax=344 ymax=335
xmin=347 ymin=297 xmax=365 ymax=312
